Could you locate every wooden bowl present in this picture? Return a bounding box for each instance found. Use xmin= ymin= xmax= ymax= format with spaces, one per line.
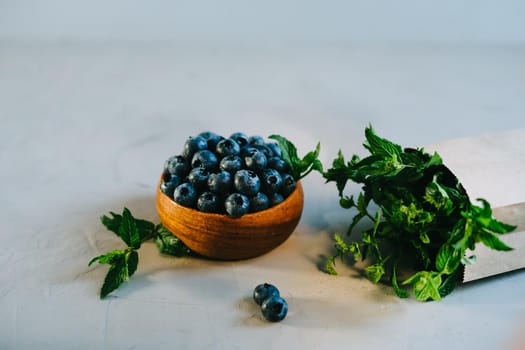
xmin=156 ymin=179 xmax=304 ymax=260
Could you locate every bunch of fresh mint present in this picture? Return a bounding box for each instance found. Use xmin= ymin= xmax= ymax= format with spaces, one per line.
xmin=323 ymin=126 xmax=516 ymax=301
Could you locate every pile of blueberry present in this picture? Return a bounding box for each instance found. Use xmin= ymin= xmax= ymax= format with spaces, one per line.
xmin=253 ymin=283 xmax=288 ymax=322
xmin=160 ymin=131 xmax=297 ymax=218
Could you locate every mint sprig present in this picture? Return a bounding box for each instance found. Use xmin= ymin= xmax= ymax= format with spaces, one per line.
xmin=101 ymin=208 xmax=155 ymax=244
xmin=324 ymin=125 xmax=517 ymax=301
xmin=89 ymin=208 xmax=191 ymax=298
xmin=88 ymin=248 xmax=138 ymax=298
xmin=269 ymin=134 xmax=323 ymax=180
xmin=154 ymin=225 xmax=192 ymax=257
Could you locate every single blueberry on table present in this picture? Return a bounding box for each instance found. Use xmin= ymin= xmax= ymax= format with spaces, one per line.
xmin=219 ymin=155 xmax=243 ymax=174
xmin=261 ymin=295 xmax=288 ymax=322
xmin=249 ymin=192 xmax=270 ymax=213
xmin=197 ymin=191 xmax=220 ymax=213
xmin=207 ymin=171 xmax=233 ymax=195
xmin=173 ymin=183 xmax=198 ymax=208
xmin=182 ymin=136 xmax=208 ymax=158
xmin=191 ymin=150 xmax=219 ymax=172
xmin=230 ymin=132 xmax=249 ymax=148
xmin=188 ymin=167 xmax=210 ymax=191
xmin=234 ymin=169 xmax=261 ymax=196
xmin=224 ymin=193 xmax=250 ymax=217
xmin=253 ymin=283 xmax=280 ymax=305
xmin=280 ymin=173 xmax=297 ymax=197
xmin=260 ymin=168 xmax=283 ymax=194
xmin=244 ymin=150 xmax=267 ymax=172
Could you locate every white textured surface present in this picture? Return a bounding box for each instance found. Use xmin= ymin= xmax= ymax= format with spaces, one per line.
xmin=1 ymin=43 xmax=525 ymax=350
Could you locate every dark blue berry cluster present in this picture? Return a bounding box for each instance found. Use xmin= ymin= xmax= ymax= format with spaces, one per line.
xmin=253 ymin=283 xmax=288 ymax=322
xmin=160 ymin=131 xmax=297 ymax=218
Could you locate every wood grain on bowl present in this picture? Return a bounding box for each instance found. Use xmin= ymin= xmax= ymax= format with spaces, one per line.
xmin=156 ymin=179 xmax=304 ymax=260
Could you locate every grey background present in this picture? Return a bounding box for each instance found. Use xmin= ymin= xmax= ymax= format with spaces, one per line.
xmin=1 ymin=0 xmax=524 ymax=45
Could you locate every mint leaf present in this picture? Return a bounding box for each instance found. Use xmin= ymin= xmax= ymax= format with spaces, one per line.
xmin=435 ymin=244 xmax=461 ymax=274
xmin=403 ymin=271 xmax=442 ymax=301
xmin=392 ymin=263 xmax=409 ymax=298
xmin=90 ymin=248 xmax=140 ymax=298
xmin=324 ymin=234 xmax=362 ymax=276
xmin=438 ymin=273 xmax=458 ymax=298
xmin=478 ymin=230 xmax=513 ymax=251
xmin=100 ymin=211 xmax=122 ymax=235
xmin=339 ymin=195 xmax=355 ymax=209
xmin=366 ymin=263 xmax=385 ymax=284
xmin=119 ymin=208 xmax=141 ymax=249
xmin=88 ymin=249 xmax=125 ymax=266
xmin=154 ymin=225 xmax=192 ymax=257
xmin=363 ymin=125 xmax=403 ymax=159
xmin=324 ymin=151 xmax=351 ymax=196
xmin=269 ymin=134 xmax=322 ymax=180
xmin=100 ymin=255 xmax=128 ymax=298
xmin=268 ymin=135 xmax=298 ymax=177
xmin=485 ymin=218 xmax=517 ymax=234
xmin=101 ymin=209 xmax=156 ymax=243
xmin=325 ymin=256 xmax=338 ymax=276
xmin=127 ymin=250 xmax=139 ymax=277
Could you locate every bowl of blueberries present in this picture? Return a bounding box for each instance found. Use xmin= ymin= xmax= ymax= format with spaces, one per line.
xmin=156 ymin=131 xmax=304 ymax=260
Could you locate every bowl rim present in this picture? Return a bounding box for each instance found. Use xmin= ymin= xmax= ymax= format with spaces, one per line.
xmin=156 ymin=175 xmax=303 ymax=222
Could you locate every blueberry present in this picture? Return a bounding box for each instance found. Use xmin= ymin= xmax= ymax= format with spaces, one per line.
xmin=219 ymin=155 xmax=243 ymax=173
xmin=240 ymin=146 xmax=258 ymax=158
xmin=234 ymin=170 xmax=261 ymax=196
xmin=188 ymin=167 xmax=210 ymax=191
xmin=260 ymin=168 xmax=283 ymax=194
xmin=215 ymin=138 xmax=241 ymax=158
xmin=268 ymin=192 xmax=284 ymax=206
xmin=160 ymin=173 xmax=181 ymax=198
xmin=266 ymin=142 xmax=282 ymax=158
xmin=207 ymin=171 xmax=233 ymax=195
xmin=162 ymin=170 xmax=173 ymax=183
xmin=261 ymin=296 xmax=288 ymax=322
xmin=166 ymin=155 xmax=189 ymax=177
xmin=281 ymin=173 xmax=296 ymax=197
xmin=224 ymin=193 xmax=250 ymax=217
xmin=191 ymin=150 xmax=218 ymax=172
xmin=198 ymin=131 xmax=223 ymax=150
xmin=197 ymin=191 xmax=220 ymax=213
xmin=173 ymin=183 xmax=198 ymax=208
xmin=253 ymin=283 xmax=280 ymax=305
xmin=182 ymin=136 xmax=208 ymax=158
xmin=244 ymin=150 xmax=267 ymax=172
xmin=248 ymin=135 xmax=265 ymax=146
xmin=253 ymin=144 xmax=274 ymax=158
xmin=230 ymin=132 xmax=249 ymax=148
xmin=249 ymin=192 xmax=270 ymax=213
xmin=267 ymin=157 xmax=289 ymax=173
